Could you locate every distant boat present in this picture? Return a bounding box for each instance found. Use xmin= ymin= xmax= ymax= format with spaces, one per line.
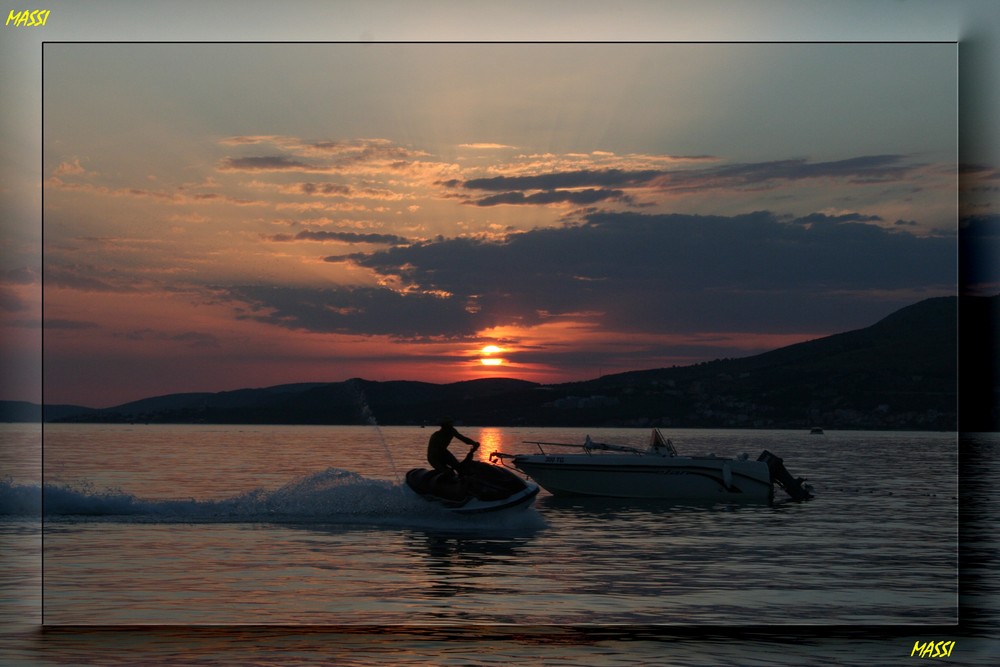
xmin=810 ymin=427 xmax=824 ymax=434
xmin=490 ymin=429 xmax=813 ymax=502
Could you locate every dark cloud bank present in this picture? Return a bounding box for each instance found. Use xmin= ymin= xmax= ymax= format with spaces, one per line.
xmin=443 ymin=156 xmax=926 ymax=207
xmin=268 ymin=230 xmax=409 ymax=245
xmin=227 ymin=211 xmax=956 ymax=349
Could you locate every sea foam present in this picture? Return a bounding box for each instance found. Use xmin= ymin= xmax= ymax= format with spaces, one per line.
xmin=0 ymin=469 xmax=545 ymax=532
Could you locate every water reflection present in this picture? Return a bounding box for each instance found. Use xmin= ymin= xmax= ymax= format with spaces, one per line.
xmin=474 ymin=427 xmax=505 ymax=463
xmin=406 ymin=530 xmax=535 ymax=600
xmin=537 ymin=495 xmax=773 ymax=517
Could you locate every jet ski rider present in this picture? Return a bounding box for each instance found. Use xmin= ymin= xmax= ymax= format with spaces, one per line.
xmin=427 ymin=419 xmax=479 ymax=476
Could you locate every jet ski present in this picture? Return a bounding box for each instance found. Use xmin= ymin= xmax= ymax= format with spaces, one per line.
xmin=405 ymin=445 xmax=539 ymax=514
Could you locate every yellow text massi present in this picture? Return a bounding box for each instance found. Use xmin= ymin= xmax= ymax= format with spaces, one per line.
xmin=910 ymin=641 xmax=956 ymax=659
xmin=5 ymin=9 xmax=50 ymax=26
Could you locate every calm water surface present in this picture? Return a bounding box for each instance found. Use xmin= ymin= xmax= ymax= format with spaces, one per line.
xmin=2 ymin=424 xmax=996 ymax=664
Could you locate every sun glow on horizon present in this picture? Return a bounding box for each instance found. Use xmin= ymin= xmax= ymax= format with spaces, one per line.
xmin=479 ymin=344 xmax=506 ymax=366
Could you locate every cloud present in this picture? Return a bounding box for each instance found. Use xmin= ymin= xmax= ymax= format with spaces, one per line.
xmin=115 ymin=329 xmax=221 ymax=348
xmin=472 ymin=188 xmax=632 ymax=207
xmin=218 ymin=156 xmax=315 ymax=172
xmin=46 ymin=177 xmax=266 ymax=207
xmin=458 ymin=143 xmax=518 ymax=150
xmin=795 ymin=212 xmax=884 ymax=225
xmin=299 ymin=182 xmax=352 ymax=196
xmin=2 ymin=267 xmax=39 ymax=286
xmin=359 ymin=210 xmax=953 ymax=290
xmin=288 ymin=138 xmax=429 ymax=162
xmin=288 ymin=182 xmax=407 ymax=201
xmin=54 ymin=158 xmax=88 ymax=176
xmin=43 ymin=265 xmax=139 ymax=293
xmin=445 ymin=155 xmax=927 ymax=206
xmin=223 ymin=210 xmax=956 ymax=341
xmin=460 ymin=169 xmax=665 ymax=192
xmin=444 ymin=169 xmax=660 ymax=206
xmin=216 ymin=137 xmax=436 ymax=177
xmin=220 ymin=135 xmax=285 ymax=146
xmin=266 ymin=230 xmax=410 ymax=245
xmin=0 ymin=269 xmax=40 ymax=313
xmin=226 ymin=285 xmax=483 ymax=339
xmin=0 ymin=288 xmax=31 ymax=313
xmin=671 ymin=154 xmax=918 ymax=188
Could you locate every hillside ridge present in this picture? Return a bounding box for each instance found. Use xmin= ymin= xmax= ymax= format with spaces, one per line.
xmin=5 ymin=295 xmax=988 ymax=430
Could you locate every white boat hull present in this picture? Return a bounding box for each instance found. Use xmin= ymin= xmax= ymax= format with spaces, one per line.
xmin=410 ymin=484 xmax=540 ymax=514
xmin=512 ymin=454 xmax=774 ymax=502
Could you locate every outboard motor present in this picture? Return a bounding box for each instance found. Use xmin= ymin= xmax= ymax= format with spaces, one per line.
xmin=758 ymin=450 xmax=813 ymax=501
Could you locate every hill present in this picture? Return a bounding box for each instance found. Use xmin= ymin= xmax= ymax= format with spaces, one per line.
xmin=558 ymin=296 xmax=960 ymax=430
xmin=48 ymin=377 xmax=544 ymax=426
xmin=0 ymin=401 xmax=94 ymax=423
xmin=9 ymin=295 xmax=988 ymax=430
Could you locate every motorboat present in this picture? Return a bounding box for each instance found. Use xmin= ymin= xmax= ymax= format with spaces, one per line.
xmin=405 ymin=446 xmax=540 ymax=514
xmin=490 ymin=429 xmax=812 ymax=503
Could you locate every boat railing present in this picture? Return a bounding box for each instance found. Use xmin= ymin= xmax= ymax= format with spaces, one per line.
xmin=520 ymin=439 xmax=646 ymax=456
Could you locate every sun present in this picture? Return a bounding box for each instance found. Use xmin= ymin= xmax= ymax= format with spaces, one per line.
xmin=479 ymin=345 xmax=505 ymax=366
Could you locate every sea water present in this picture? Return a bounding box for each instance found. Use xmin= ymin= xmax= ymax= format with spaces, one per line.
xmin=1 ymin=424 xmax=996 ymax=664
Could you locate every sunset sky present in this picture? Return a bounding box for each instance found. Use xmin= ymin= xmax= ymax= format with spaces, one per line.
xmin=36 ymin=42 xmax=959 ymax=406
xmin=4 ymin=2 xmax=998 ymax=410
